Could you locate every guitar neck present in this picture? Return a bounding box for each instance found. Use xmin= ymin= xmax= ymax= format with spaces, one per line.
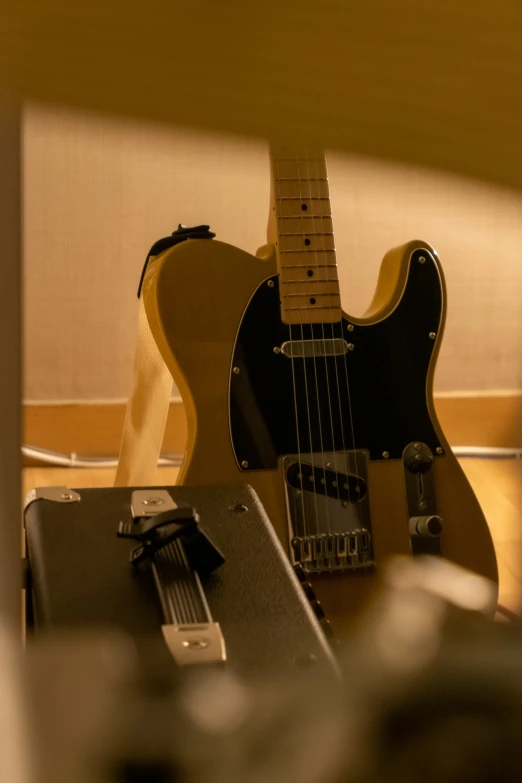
xmin=268 ymin=145 xmax=341 ymax=324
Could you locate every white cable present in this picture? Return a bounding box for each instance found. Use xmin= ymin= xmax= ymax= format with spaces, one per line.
xmin=451 ymin=446 xmax=522 ymax=459
xmin=22 ymin=445 xmax=183 ymax=469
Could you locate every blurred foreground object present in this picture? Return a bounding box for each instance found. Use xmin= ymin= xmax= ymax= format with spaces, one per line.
xmin=1 ymin=1 xmax=521 ymax=190
xmin=22 ymin=631 xmax=345 ymax=783
xmin=0 ymin=624 xmax=32 ymax=783
xmin=11 ymin=557 xmax=522 ymax=783
xmin=0 ymin=99 xmax=22 ymax=630
xmin=341 ymin=556 xmax=522 ymax=783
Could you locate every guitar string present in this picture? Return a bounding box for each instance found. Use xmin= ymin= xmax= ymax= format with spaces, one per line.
xmin=293 ymin=148 xmax=320 ymax=536
xmin=272 ymin=149 xmax=307 ymax=543
xmin=309 ymin=150 xmax=344 ymax=516
xmin=304 ymin=148 xmax=332 ymax=536
xmin=333 ymin=153 xmax=363 ymax=514
xmin=320 ymin=153 xmax=353 ymax=512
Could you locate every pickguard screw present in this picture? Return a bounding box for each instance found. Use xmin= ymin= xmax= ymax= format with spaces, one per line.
xmin=347 ymin=324 xmax=354 ymax=332
xmin=273 ymin=346 xmax=281 ymax=354
xmin=347 ymin=343 xmax=355 ymax=351
xmin=326 ymin=462 xmax=332 ymax=468
xmin=419 ymin=256 xmax=426 ymax=264
xmin=267 ymin=279 xmax=275 ymax=288
xmin=61 ymin=492 xmax=72 ymax=500
xmin=382 ymin=451 xmax=390 ymax=459
xmin=241 ymin=460 xmax=249 ymax=469
xmin=429 ymin=332 xmax=437 ymax=340
xmin=233 ymin=366 xmax=240 ymax=374
xmin=436 ymin=446 xmax=444 ymax=455
xmin=232 ymin=504 xmax=248 ymax=513
xmin=342 ymin=501 xmax=349 ymax=508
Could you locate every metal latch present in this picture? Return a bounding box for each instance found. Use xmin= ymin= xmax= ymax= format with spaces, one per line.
xmin=161 ymin=623 xmax=226 ymax=666
xmin=131 ymin=489 xmax=177 ymax=518
xmin=25 ymin=486 xmax=81 ymax=509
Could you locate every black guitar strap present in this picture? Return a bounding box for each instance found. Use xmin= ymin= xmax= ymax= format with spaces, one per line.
xmin=137 ymin=224 xmax=215 ymax=299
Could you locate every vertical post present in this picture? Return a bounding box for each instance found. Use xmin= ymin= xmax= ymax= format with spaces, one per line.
xmin=0 ymin=96 xmax=22 ymax=631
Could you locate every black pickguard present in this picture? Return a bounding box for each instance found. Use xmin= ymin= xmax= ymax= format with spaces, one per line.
xmin=230 ymin=248 xmax=443 ymax=469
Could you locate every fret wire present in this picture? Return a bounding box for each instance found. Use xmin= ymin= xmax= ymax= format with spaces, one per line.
xmin=280 ymin=263 xmax=338 ymax=268
xmin=282 ymin=293 xmax=341 ymax=298
xmin=282 ymin=278 xmax=338 ymax=283
xmin=286 ymin=305 xmax=339 ymax=311
xmin=279 ymin=232 xmax=334 ymax=236
xmin=280 ymin=248 xmax=336 ymax=254
xmin=275 ymin=195 xmax=330 ymax=198
xmin=272 ymin=157 xmax=326 ymax=162
xmin=277 ymin=215 xmax=332 ymax=220
xmin=275 ymin=177 xmax=328 ymax=182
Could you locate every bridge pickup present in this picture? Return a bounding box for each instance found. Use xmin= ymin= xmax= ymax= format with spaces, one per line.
xmin=286 ymin=461 xmax=367 ymax=503
xmin=283 ymin=450 xmax=374 ymax=574
xmin=280 ymin=338 xmax=349 ymax=358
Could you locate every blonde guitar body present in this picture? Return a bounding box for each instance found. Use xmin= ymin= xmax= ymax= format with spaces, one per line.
xmin=143 ymin=236 xmax=498 ymax=637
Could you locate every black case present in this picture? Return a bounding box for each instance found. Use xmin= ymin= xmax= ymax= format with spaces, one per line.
xmin=24 ymin=484 xmax=336 ymax=678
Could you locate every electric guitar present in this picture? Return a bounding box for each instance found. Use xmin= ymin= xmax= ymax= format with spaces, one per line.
xmin=142 ymin=145 xmax=498 ymax=634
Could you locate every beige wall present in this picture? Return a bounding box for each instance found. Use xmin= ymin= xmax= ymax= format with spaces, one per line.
xmin=24 ymin=104 xmax=522 ymax=401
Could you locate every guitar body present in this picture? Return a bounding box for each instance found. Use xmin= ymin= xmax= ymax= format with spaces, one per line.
xmin=144 ymin=236 xmax=498 ymax=636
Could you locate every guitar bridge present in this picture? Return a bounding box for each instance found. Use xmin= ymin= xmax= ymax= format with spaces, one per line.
xmin=291 ymin=530 xmax=372 ymax=571
xmin=283 ymin=451 xmax=375 ymax=574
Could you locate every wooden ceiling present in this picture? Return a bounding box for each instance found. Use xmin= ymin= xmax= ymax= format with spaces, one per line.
xmin=1 ymin=0 xmax=521 ymax=191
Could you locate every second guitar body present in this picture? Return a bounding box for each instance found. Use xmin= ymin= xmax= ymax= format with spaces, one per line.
xmin=142 ymin=235 xmax=498 ymax=635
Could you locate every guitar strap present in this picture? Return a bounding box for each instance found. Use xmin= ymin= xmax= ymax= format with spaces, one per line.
xmin=114 ymin=225 xmax=215 ymax=487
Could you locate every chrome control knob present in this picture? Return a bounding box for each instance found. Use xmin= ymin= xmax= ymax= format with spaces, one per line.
xmin=409 ymin=515 xmax=444 ymax=537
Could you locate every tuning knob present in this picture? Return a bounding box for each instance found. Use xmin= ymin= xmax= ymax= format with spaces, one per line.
xmin=403 ymin=441 xmax=434 ymax=474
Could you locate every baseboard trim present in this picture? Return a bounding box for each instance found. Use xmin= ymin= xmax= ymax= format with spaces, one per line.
xmin=23 ymin=394 xmax=522 ymax=464
xmin=23 ymin=402 xmax=188 ymax=460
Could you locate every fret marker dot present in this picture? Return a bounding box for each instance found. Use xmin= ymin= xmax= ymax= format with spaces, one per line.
xmin=301 ymin=203 xmax=308 ymax=211
xmin=307 ymin=269 xmax=314 ymax=277
xmin=304 ymin=238 xmax=311 ymax=246
xmin=310 ymin=297 xmax=316 ymax=305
